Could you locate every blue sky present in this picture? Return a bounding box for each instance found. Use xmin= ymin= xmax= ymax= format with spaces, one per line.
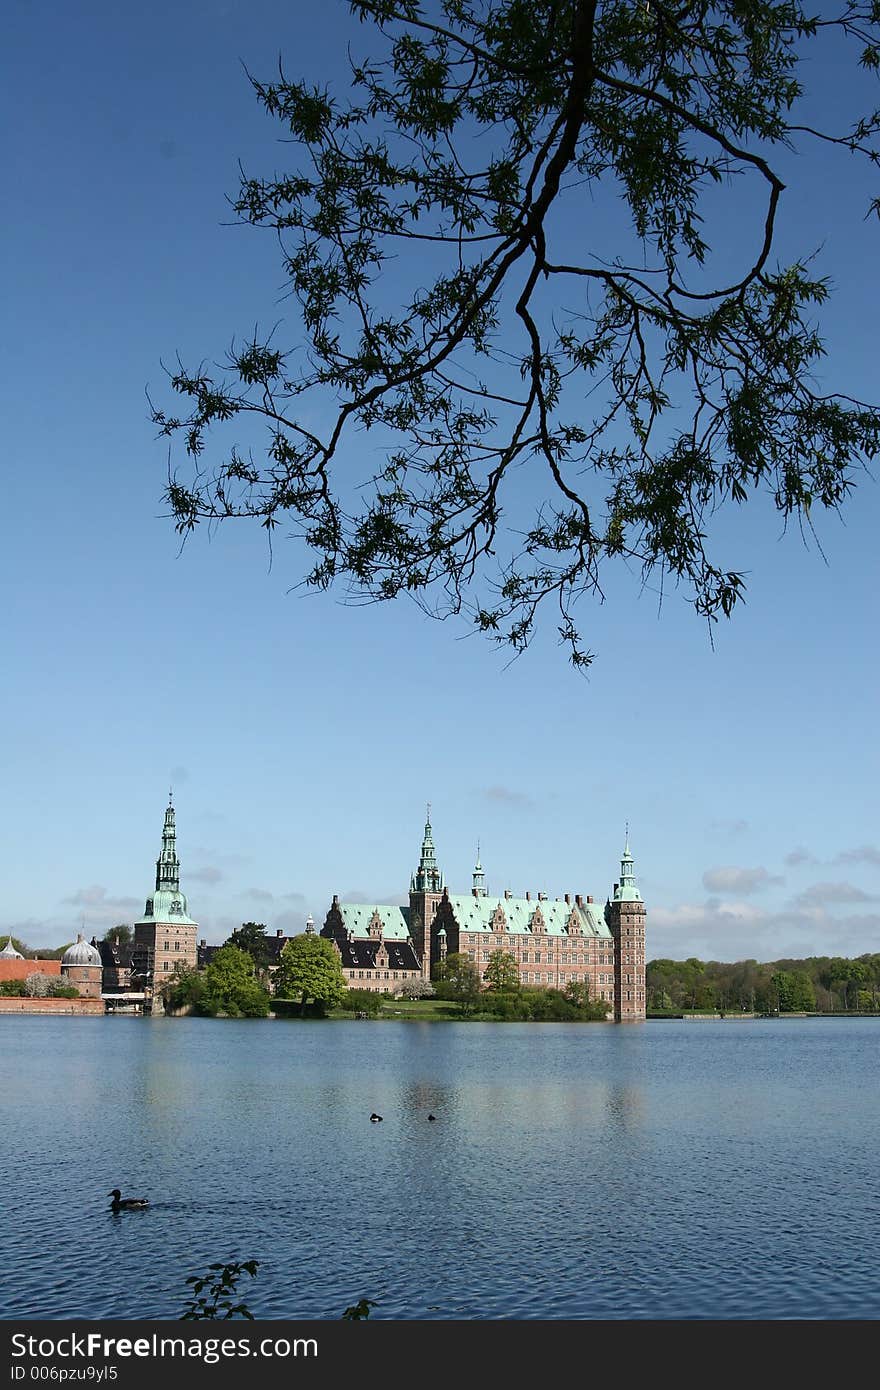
xmin=3 ymin=0 xmax=878 ymax=964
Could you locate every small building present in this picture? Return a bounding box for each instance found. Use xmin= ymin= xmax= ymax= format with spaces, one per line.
xmin=0 ymin=937 xmax=63 ymax=987
xmin=0 ymin=934 xmax=105 ymax=1015
xmin=198 ymin=928 xmax=291 ymax=975
xmin=61 ymin=934 xmax=103 ymax=999
xmin=94 ymin=934 xmax=133 ymax=993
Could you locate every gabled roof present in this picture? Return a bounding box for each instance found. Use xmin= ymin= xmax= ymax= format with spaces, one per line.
xmin=95 ymin=938 xmax=133 ymax=968
xmin=331 ymin=903 xmax=412 ymax=940
xmin=338 ymin=939 xmax=421 ymax=972
xmin=443 ymin=893 xmax=613 ymax=939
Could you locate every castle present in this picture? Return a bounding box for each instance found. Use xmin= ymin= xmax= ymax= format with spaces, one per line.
xmin=320 ymin=809 xmax=647 ymax=1022
xmin=3 ymin=797 xmax=647 ymax=1022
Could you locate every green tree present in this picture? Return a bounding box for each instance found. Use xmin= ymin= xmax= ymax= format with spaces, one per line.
xmin=224 ymin=922 xmax=274 ymax=974
xmin=343 ymin=987 xmax=383 ymax=1016
xmin=433 ymin=952 xmax=483 ymax=1016
xmin=770 ymin=969 xmax=815 ymax=1013
xmin=564 ymin=979 xmax=609 ymax=1017
xmin=484 ymin=948 xmax=521 ymax=993
xmin=199 ymin=946 xmax=271 ymax=1018
xmin=102 ymin=925 xmax=132 ymax=946
xmin=156 ymin=1 xmax=880 ymax=669
xmin=162 ymin=962 xmax=206 ymax=1013
xmin=273 ymin=934 xmax=348 ymax=1016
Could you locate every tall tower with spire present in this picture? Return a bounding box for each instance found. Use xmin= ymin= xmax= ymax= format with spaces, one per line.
xmin=472 ymin=843 xmax=487 ymax=897
xmin=606 ymin=829 xmax=646 ymax=1022
xmin=132 ymin=794 xmax=199 ymax=1006
xmin=409 ymin=804 xmax=446 ymax=979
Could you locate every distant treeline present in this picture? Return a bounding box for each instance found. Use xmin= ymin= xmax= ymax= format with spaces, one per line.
xmin=647 ymin=955 xmax=880 ymax=1014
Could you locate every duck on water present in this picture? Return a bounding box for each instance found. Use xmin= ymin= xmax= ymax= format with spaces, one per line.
xmin=108 ymin=1189 xmax=149 ymax=1211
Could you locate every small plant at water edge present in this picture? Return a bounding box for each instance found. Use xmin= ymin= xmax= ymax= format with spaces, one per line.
xmin=181 ymin=1259 xmax=260 ymax=1319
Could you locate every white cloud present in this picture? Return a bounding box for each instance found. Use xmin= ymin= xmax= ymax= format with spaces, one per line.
xmin=794 ymin=881 xmax=877 ymax=906
xmin=64 ymin=885 xmax=139 ymax=909
xmin=784 ymin=846 xmax=818 ymax=867
xmin=188 ymin=866 xmax=224 ymax=885
xmin=482 ymin=785 xmax=533 ymax=806
xmin=648 ymin=898 xmax=880 ymax=962
xmin=701 ymin=866 xmax=783 ymax=894
xmin=709 ymin=818 xmax=749 ymax=837
xmin=834 ymin=844 xmax=880 ymax=867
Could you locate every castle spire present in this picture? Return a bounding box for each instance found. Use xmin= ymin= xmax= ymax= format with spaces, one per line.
xmin=472 ymin=841 xmax=487 ymax=897
xmin=155 ymin=795 xmax=181 ymax=893
xmin=410 ymin=804 xmax=444 ymax=894
xmin=613 ymin=829 xmax=641 ymax=902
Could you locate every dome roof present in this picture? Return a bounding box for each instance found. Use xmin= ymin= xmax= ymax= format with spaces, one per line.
xmin=62 ymin=934 xmax=102 ymax=967
xmin=0 ymin=936 xmax=24 ymax=959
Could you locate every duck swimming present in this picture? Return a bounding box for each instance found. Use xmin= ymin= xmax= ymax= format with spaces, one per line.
xmin=370 ymin=1113 xmax=383 ymax=1123
xmin=108 ymin=1189 xmax=149 ymax=1211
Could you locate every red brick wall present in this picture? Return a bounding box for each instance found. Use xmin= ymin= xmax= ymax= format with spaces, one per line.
xmin=0 ymin=959 xmax=62 ymax=982
xmin=0 ymin=997 xmax=104 ymax=1015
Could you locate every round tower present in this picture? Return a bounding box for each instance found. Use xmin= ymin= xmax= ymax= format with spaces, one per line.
xmin=61 ymin=934 xmax=103 ymax=999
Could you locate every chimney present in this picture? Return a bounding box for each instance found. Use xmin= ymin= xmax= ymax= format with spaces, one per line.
xmin=526 ymin=891 xmax=530 ymax=901
xmin=613 ymin=883 xmax=619 ymax=893
xmin=575 ymin=894 xmax=582 ymax=907
xmin=504 ymin=889 xmax=511 ymax=900
xmin=200 ymin=938 xmax=206 ymax=947
xmin=586 ymin=895 xmax=593 ymax=904
xmin=332 ymin=894 xmax=339 ymax=906
xmin=564 ymin=893 xmax=570 ymax=904
xmin=276 ymin=929 xmax=283 ymax=937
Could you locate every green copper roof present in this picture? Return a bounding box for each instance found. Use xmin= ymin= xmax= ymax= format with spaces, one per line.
xmin=472 ymin=841 xmax=487 ymax=896
xmin=335 ymin=903 xmax=412 ymax=940
xmin=410 ymin=804 xmax=445 ymax=893
xmin=136 ymin=796 xmax=198 ymax=925
xmin=443 ymin=894 xmax=613 ymax=939
xmin=613 ymin=832 xmax=642 ymax=902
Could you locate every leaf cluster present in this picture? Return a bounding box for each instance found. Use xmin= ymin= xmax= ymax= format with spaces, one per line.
xmin=156 ymin=1 xmax=880 ymax=666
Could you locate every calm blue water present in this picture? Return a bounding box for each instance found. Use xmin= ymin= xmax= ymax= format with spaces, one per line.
xmin=1 ymin=1016 xmax=877 ymax=1321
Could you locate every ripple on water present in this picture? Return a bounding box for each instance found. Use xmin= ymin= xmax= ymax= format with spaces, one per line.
xmin=1 ymin=1017 xmax=878 ymax=1318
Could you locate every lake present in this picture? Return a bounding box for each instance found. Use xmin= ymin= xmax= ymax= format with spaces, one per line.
xmin=1 ymin=1016 xmax=877 ymax=1320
